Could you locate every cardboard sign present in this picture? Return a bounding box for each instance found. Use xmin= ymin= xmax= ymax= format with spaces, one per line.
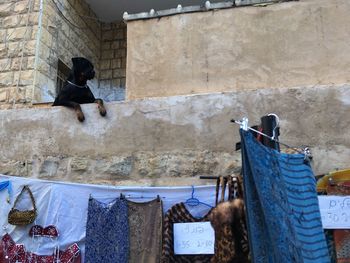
xmin=318 ymin=196 xmax=350 ymax=229
xmin=173 ymin=222 xmax=215 ymax=255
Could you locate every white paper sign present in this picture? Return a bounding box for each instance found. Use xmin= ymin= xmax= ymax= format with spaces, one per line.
xmin=173 ymin=222 xmax=215 ymax=255
xmin=318 ymin=196 xmax=350 ymax=229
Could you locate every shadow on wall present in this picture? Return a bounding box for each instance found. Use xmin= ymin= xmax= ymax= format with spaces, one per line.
xmin=40 ymin=82 xmax=126 ymax=103
xmin=92 ymin=86 xmax=126 ymax=102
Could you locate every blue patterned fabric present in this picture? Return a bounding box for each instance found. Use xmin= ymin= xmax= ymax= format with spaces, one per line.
xmin=85 ymin=197 xmax=129 ymax=263
xmin=240 ymin=130 xmax=330 ymax=263
xmin=0 ymin=180 xmax=12 ymax=194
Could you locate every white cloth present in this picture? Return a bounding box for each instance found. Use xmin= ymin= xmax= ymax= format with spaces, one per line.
xmin=0 ymin=175 xmax=217 ymax=261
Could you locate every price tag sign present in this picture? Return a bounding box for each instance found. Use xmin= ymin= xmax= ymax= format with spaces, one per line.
xmin=318 ymin=196 xmax=350 ymax=229
xmin=173 ymin=222 xmax=215 ymax=255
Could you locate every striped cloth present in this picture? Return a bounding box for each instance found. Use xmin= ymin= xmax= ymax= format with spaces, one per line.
xmin=240 ymin=130 xmax=330 ymax=263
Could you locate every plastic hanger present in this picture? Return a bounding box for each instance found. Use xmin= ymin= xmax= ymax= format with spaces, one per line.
xmin=185 ymin=186 xmax=213 ymax=208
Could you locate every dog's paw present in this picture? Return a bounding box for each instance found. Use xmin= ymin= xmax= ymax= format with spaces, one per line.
xmin=77 ymin=112 xmax=85 ymax=122
xmin=98 ymin=105 xmax=107 ymax=117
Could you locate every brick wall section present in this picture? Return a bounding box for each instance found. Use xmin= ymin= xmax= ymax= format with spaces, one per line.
xmin=33 ymin=0 xmax=101 ymax=103
xmin=0 ymin=0 xmax=40 ymax=106
xmin=99 ymin=21 xmax=126 ymax=100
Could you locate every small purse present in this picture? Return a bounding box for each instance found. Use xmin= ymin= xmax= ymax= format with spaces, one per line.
xmin=8 ymin=185 xmax=37 ymax=225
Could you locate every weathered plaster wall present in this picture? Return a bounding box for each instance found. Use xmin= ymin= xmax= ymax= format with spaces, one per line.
xmin=126 ymin=0 xmax=350 ymax=99
xmin=0 ymin=0 xmax=40 ymax=106
xmin=1 ymin=84 xmax=350 ymax=185
xmin=33 ymin=0 xmax=101 ymax=103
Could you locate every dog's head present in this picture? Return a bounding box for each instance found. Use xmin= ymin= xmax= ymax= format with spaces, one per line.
xmin=71 ymin=57 xmax=95 ymax=82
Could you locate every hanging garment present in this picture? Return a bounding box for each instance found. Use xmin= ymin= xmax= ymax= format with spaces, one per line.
xmin=240 ymin=129 xmax=330 ymax=263
xmin=326 ymin=182 xmax=350 ymax=263
xmin=85 ymin=197 xmax=129 ymax=263
xmin=0 ymin=233 xmax=81 ymax=263
xmin=161 ymin=202 xmax=213 ymax=263
xmin=209 ymin=199 xmax=249 ymax=263
xmin=127 ymin=198 xmax=163 ymax=263
xmin=210 ymin=176 xmax=249 ymax=263
xmin=0 ymin=180 xmax=12 ymax=203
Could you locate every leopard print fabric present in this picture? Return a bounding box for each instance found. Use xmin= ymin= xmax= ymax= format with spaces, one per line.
xmin=209 ymin=199 xmax=250 ymax=263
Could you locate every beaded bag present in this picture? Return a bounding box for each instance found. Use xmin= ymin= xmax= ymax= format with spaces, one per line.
xmin=8 ymin=185 xmax=37 ymax=225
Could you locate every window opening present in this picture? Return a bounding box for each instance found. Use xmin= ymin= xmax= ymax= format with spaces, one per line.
xmin=56 ymin=59 xmax=71 ymax=94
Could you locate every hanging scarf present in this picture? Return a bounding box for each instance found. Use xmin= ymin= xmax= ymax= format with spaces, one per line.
xmin=0 ymin=181 xmax=12 ymax=203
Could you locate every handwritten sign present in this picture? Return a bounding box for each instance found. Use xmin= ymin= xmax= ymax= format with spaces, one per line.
xmin=173 ymin=222 xmax=215 ymax=255
xmin=318 ymin=196 xmax=350 ymax=229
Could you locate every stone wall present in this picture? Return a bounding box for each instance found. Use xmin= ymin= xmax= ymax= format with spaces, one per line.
xmin=33 ymin=0 xmax=101 ymax=103
xmin=98 ymin=21 xmax=127 ymax=102
xmin=1 ymin=84 xmax=350 ymax=185
xmin=0 ymin=0 xmax=40 ymax=106
xmin=126 ymin=0 xmax=350 ymax=99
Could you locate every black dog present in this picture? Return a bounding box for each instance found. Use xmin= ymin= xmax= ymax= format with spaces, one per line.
xmin=53 ymin=57 xmax=106 ymax=122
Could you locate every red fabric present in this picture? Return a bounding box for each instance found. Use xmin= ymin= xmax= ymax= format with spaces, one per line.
xmin=0 ymin=234 xmax=81 ymax=263
xmin=29 ymin=225 xmax=59 ymax=237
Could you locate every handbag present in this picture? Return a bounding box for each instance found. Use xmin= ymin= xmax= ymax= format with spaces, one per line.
xmin=8 ymin=185 xmax=37 ymax=225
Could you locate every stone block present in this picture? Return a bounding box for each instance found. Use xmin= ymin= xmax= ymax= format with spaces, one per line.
xmin=111 ymin=58 xmax=121 ymax=69
xmin=0 ymin=58 xmax=11 ymax=71
xmin=38 ymin=42 xmax=50 ymax=60
xmin=113 ymin=69 xmax=126 ymax=78
xmin=102 ymin=41 xmax=111 ymax=50
xmin=100 ymin=70 xmax=112 ymax=79
xmin=119 ymin=40 xmax=127 ymax=49
xmin=120 ymin=78 xmax=126 ymax=87
xmin=37 ymin=59 xmax=50 ymax=75
xmin=3 ymin=15 xmax=19 ymax=28
xmin=0 ymin=29 xmax=6 ymax=43
xmin=111 ymin=78 xmax=121 ymax=87
xmin=102 ymin=30 xmax=113 ymax=41
xmin=33 ymin=0 xmax=40 ymax=11
xmin=7 ymin=86 xmax=28 ymax=103
xmin=70 ymin=157 xmax=89 ymax=171
xmin=7 ymin=40 xmax=36 ymax=58
xmin=25 ymin=40 xmax=36 ymax=56
xmin=40 ymin=28 xmax=52 ymax=48
xmin=0 ymin=43 xmax=7 ymax=58
xmin=115 ymin=48 xmax=126 ymax=58
xmin=31 ymin=25 xmax=38 ymax=40
xmin=10 ymin=57 xmax=27 ymax=71
xmin=115 ymin=28 xmax=125 ymax=40
xmin=101 ymin=50 xmax=113 ymax=59
xmin=0 ymin=2 xmax=13 ymax=17
xmin=26 ymin=56 xmax=35 ymax=69
xmin=100 ymin=59 xmax=110 ymax=70
xmin=0 ymin=72 xmax=13 ymax=87
xmin=14 ymin=1 xmax=30 ymax=14
xmin=111 ymin=41 xmax=119 ymax=49
xmin=107 ymin=156 xmax=134 ymax=178
xmin=0 ymin=88 xmax=8 ymax=102
xmin=14 ymin=70 xmax=34 ymax=86
xmin=7 ymin=26 xmax=32 ymax=42
xmin=121 ymin=58 xmax=126 ymax=68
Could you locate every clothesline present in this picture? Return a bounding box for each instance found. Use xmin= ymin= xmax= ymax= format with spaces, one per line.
xmin=231 ymin=118 xmax=312 ymax=159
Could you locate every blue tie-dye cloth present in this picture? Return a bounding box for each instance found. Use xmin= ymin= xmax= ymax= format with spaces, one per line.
xmin=85 ymin=197 xmax=129 ymax=263
xmin=240 ymin=130 xmax=330 ymax=263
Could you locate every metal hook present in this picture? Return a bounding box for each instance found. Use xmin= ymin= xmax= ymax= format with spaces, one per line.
xmin=191 ymin=185 xmax=195 ymax=198
xmin=240 ymin=117 xmax=249 ymax=131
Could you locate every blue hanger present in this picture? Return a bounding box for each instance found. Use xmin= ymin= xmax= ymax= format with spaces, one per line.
xmin=185 ymin=185 xmax=213 ymax=208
